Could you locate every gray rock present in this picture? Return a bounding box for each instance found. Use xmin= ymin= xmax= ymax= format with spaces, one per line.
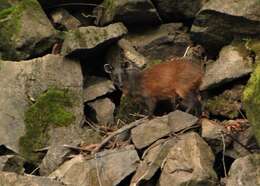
xmin=61 ymin=23 xmax=127 ymax=56
xmin=87 ymin=98 xmax=115 ymax=125
xmin=84 ymin=76 xmax=115 ymax=102
xmin=131 ymin=115 xmax=170 ymax=149
xmin=200 ymin=43 xmax=253 ymax=90
xmin=0 ymin=155 xmax=25 ymax=174
xmin=0 ymin=171 xmax=69 ymax=186
xmin=153 ymin=0 xmax=208 ymax=22
xmin=225 ymin=126 xmax=256 ymax=159
xmin=130 ymin=138 xmax=177 ymax=186
xmin=201 ymin=118 xmax=225 ymax=140
xmin=191 ymin=0 xmax=260 ymax=54
xmin=50 ymin=145 xmax=140 ymax=186
xmin=168 ymin=110 xmax=198 ymax=133
xmin=226 ymin=154 xmax=260 ymax=186
xmin=50 ymin=8 xmax=81 ymax=30
xmin=126 ymin=23 xmax=191 ymax=60
xmin=159 ymin=132 xmax=218 ymax=186
xmin=0 ymin=54 xmax=83 ymax=161
xmin=94 ymin=0 xmax=161 ymax=26
xmin=0 ymin=0 xmax=57 ymax=60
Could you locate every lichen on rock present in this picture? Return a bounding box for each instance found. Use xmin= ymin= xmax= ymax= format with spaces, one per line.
xmin=243 ymin=64 xmax=260 ymax=145
xmin=19 ymin=88 xmax=76 ymax=163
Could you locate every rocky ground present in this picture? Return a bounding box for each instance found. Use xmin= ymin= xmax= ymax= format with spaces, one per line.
xmin=0 ymin=0 xmax=260 ymax=186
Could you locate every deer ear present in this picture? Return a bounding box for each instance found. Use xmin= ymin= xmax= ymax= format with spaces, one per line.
xmin=104 ymin=64 xmax=113 ymax=73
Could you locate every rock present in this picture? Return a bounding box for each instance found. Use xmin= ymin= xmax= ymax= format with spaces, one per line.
xmin=205 ymin=85 xmax=244 ymax=118
xmin=50 ymin=145 xmax=140 ymax=186
xmin=200 ymin=42 xmax=253 ymax=90
xmin=84 ymin=76 xmax=115 ymax=102
xmin=61 ymin=22 xmax=127 ymax=56
xmin=168 ymin=110 xmax=198 ymax=133
xmin=201 ymin=119 xmax=225 ymax=140
xmin=106 ymin=39 xmax=147 ymax=70
xmin=126 ymin=23 xmax=191 ymax=60
xmin=159 ymin=132 xmax=218 ymax=186
xmin=130 ymin=138 xmax=177 ymax=186
xmin=153 ymin=0 xmax=208 ymax=22
xmin=50 ymin=8 xmax=81 ymax=30
xmin=0 ymin=0 xmax=57 ymax=60
xmin=0 ymin=155 xmax=25 ymax=174
xmin=0 ymin=54 xmax=83 ymax=164
xmin=94 ymin=0 xmax=161 ymax=26
xmin=191 ymin=0 xmax=260 ymax=54
xmin=87 ymin=98 xmax=115 ymax=125
xmin=39 ymin=128 xmax=102 ymax=176
xmin=226 ymin=154 xmax=260 ymax=186
xmin=243 ymin=63 xmax=260 ymax=145
xmin=131 ymin=115 xmax=170 ymax=149
xmin=225 ymin=127 xmax=257 ymax=159
xmin=0 ymin=171 xmax=69 ymax=186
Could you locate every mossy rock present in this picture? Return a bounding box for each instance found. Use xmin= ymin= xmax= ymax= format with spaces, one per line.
xmin=19 ymin=88 xmax=76 ymax=163
xmin=0 ymin=0 xmax=57 ymax=60
xmin=205 ymin=85 xmax=244 ymax=119
xmin=243 ymin=64 xmax=260 ymax=145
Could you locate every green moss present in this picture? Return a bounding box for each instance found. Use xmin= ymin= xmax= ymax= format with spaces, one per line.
xmin=205 ymin=85 xmax=243 ymax=119
xmin=19 ymin=88 xmax=75 ymax=163
xmin=243 ymin=64 xmax=260 ymax=145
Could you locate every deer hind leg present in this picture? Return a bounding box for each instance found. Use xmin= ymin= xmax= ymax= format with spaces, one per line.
xmin=184 ymin=91 xmax=202 ymax=116
xmin=144 ymin=97 xmax=156 ymax=119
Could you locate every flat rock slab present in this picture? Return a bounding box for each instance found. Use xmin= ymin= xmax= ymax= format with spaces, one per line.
xmin=168 ymin=110 xmax=198 ymax=133
xmin=84 ymin=76 xmax=115 ymax=102
xmin=131 ymin=115 xmax=170 ymax=149
xmin=61 ymin=23 xmax=127 ymax=56
xmin=50 ymin=145 xmax=140 ymax=186
xmin=0 ymin=171 xmax=68 ymax=186
xmin=226 ymin=154 xmax=260 ymax=186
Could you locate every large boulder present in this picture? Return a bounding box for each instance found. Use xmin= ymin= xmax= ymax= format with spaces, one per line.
xmin=50 ymin=146 xmax=140 ymax=186
xmin=0 ymin=55 xmax=83 ymax=164
xmin=191 ymin=0 xmax=260 ymax=54
xmin=0 ymin=0 xmax=57 ymax=60
xmin=226 ymin=154 xmax=260 ymax=186
xmin=159 ymin=132 xmax=218 ymax=186
xmin=94 ymin=0 xmax=161 ymax=26
xmin=61 ymin=22 xmax=127 ymax=56
xmin=153 ymin=0 xmax=208 ymax=22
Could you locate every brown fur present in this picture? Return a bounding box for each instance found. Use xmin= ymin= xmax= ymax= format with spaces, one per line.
xmin=124 ymin=58 xmax=203 ymax=116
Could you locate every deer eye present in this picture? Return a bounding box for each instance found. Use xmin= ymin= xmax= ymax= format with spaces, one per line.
xmin=104 ymin=64 xmax=113 ymax=73
xmin=121 ymin=61 xmax=131 ymax=69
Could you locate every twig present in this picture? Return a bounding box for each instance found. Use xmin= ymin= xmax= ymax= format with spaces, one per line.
xmin=225 ymin=133 xmax=252 ymax=153
xmin=30 ymin=167 xmax=39 ymax=175
xmin=95 ymin=154 xmax=103 ymax=186
xmin=221 ymin=133 xmax=227 ymax=177
xmin=183 ymin=46 xmax=191 ymax=57
xmin=33 ymin=146 xmax=49 ymax=152
xmin=93 ymin=117 xmax=148 ymax=153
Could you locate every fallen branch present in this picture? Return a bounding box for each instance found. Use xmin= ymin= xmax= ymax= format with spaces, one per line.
xmin=93 ymin=117 xmax=148 ymax=153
